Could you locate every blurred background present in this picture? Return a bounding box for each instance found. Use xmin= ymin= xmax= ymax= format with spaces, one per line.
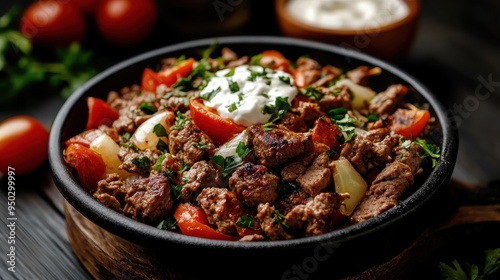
xmin=1 ymin=0 xmax=500 ymax=279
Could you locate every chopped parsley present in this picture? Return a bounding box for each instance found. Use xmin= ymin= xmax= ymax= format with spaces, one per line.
xmin=227 ymin=102 xmax=238 ymax=112
xmin=279 ymin=75 xmax=292 ymax=85
xmin=236 ymin=215 xmax=255 ymax=228
xmin=153 ymin=123 xmax=167 ymax=137
xmin=228 ymin=79 xmax=240 ymax=93
xmin=153 ymin=154 xmax=166 ymax=172
xmin=157 ymin=216 xmax=178 ymax=231
xmin=171 ymin=111 xmax=190 ymax=130
xmin=122 ymin=132 xmax=131 ymax=142
xmin=302 ymin=86 xmax=323 ymax=102
xmin=194 ymin=141 xmax=209 ymax=150
xmin=139 ymin=102 xmax=157 ymax=114
xmin=132 ymin=156 xmax=151 ymax=171
xmin=273 ymin=210 xmax=289 ymax=229
xmin=367 ymin=114 xmax=379 ymax=122
xmin=211 ymin=141 xmax=252 ymax=177
xmin=171 ymin=184 xmax=182 ymax=200
xmin=156 ymin=139 xmax=169 ymax=152
xmin=250 ymin=53 xmax=263 ymax=66
xmin=201 ymin=86 xmax=221 ymax=101
xmin=224 ymin=68 xmax=235 ymax=77
xmin=328 ymin=108 xmax=357 ymax=142
xmin=262 ymin=96 xmax=291 ymax=125
xmin=414 ymin=138 xmax=441 ymax=168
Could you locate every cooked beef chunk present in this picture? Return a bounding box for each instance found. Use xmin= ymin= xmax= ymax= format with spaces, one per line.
xmin=168 ymin=121 xmax=216 ymax=166
xmin=350 ymin=161 xmax=414 ymax=224
xmin=318 ymin=85 xmax=352 ymax=112
xmin=248 ymin=125 xmax=313 ymax=168
xmin=196 ymin=187 xmax=243 ymax=236
xmin=309 ymin=65 xmax=342 ymax=87
xmin=275 ymin=189 xmax=311 ymax=214
xmin=394 ymin=140 xmax=423 ymax=175
xmin=239 ymin=234 xmax=265 ymax=242
xmin=181 ymin=160 xmax=224 ymax=203
xmin=229 ymin=162 xmax=280 ymax=207
xmin=293 ymin=101 xmax=326 ymax=128
xmin=340 ymin=128 xmax=398 ymax=175
xmin=221 ymin=47 xmax=238 ymax=62
xmin=286 ymin=192 xmax=347 ymax=236
xmin=256 ymin=203 xmax=294 ymax=240
xmin=369 ymin=84 xmax=409 ymax=116
xmin=279 ymin=112 xmax=308 ymax=133
xmin=347 ymin=66 xmax=373 ymax=85
xmin=296 ymin=152 xmax=332 ymax=197
xmin=123 ymin=172 xmax=174 ymax=224
xmin=118 ymin=147 xmax=159 ymax=175
xmin=94 ymin=173 xmax=129 ymax=213
xmin=281 ymin=154 xmax=316 ymax=182
xmin=157 ymin=88 xmax=191 ymax=113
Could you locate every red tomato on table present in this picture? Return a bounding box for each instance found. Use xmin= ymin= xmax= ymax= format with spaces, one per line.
xmin=96 ymin=0 xmax=157 ymax=46
xmin=0 ymin=116 xmax=49 ymax=176
xmin=20 ymin=0 xmax=87 ymax=48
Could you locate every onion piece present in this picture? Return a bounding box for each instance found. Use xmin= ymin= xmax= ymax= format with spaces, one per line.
xmin=130 ymin=111 xmax=175 ymax=151
xmin=90 ymin=133 xmax=132 ymax=178
xmin=335 ymin=79 xmax=376 ymax=109
xmin=214 ymin=128 xmax=249 ymax=158
xmin=330 ymin=157 xmax=368 ymax=216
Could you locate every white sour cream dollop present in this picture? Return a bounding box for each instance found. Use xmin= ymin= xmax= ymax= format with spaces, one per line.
xmin=286 ymin=0 xmax=409 ymax=30
xmin=200 ymin=65 xmax=298 ymax=127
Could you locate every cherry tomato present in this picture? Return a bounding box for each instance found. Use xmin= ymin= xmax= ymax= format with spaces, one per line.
xmin=96 ymin=0 xmax=157 ymax=46
xmin=86 ymin=97 xmax=120 ymax=130
xmin=173 ymin=203 xmax=239 ymax=241
xmin=189 ymin=98 xmax=246 ymax=145
xmin=64 ymin=143 xmax=106 ymax=193
xmin=0 ymin=116 xmax=49 ymax=176
xmin=391 ymin=109 xmax=431 ymax=139
xmin=258 ymin=50 xmax=291 ymax=72
xmin=20 ymin=0 xmax=86 ymax=48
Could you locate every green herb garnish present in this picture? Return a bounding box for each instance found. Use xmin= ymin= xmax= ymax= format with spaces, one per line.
xmin=439 ymin=248 xmax=500 ymax=280
xmin=132 ymin=156 xmax=151 ymax=171
xmin=236 ymin=215 xmax=255 ymax=228
xmin=157 ymin=216 xmax=178 ymax=231
xmin=201 ymin=86 xmax=221 ymax=101
xmin=171 ymin=112 xmax=190 ymax=130
xmin=414 ymin=138 xmax=441 ymax=168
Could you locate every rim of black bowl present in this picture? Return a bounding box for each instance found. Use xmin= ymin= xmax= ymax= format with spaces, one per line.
xmin=49 ymin=36 xmax=458 ymax=250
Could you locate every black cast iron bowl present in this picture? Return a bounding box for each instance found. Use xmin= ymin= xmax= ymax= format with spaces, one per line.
xmin=49 ymin=36 xmax=458 ymax=280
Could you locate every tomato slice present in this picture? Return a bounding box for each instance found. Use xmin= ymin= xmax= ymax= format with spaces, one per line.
xmin=189 ymin=98 xmax=246 ymax=145
xmin=173 ymin=203 xmax=238 ymax=241
xmin=64 ymin=143 xmax=106 ymax=193
xmin=391 ymin=109 xmax=430 ymax=139
xmin=85 ymin=97 xmax=120 ymax=130
xmin=157 ymin=58 xmax=195 ymax=87
xmin=141 ymin=68 xmax=161 ymax=92
xmin=257 ymin=50 xmax=291 ymax=72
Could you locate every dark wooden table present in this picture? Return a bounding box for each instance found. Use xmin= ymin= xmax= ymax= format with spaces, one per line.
xmin=1 ymin=1 xmax=500 ymax=279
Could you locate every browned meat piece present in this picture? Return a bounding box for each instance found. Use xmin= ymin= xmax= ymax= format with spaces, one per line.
xmin=256 ymin=203 xmax=294 ymax=240
xmin=309 ymin=65 xmax=342 ymax=87
xmin=347 ymin=66 xmax=379 ymax=85
xmin=275 ymin=189 xmax=311 ymax=214
xmin=123 ymin=172 xmax=174 ymax=224
xmin=318 ymin=85 xmax=352 ymax=112
xmin=118 ymin=147 xmax=159 ymax=175
xmin=229 ymin=162 xmax=280 ymax=207
xmin=369 ymin=84 xmax=409 ymax=116
xmin=394 ymin=140 xmax=423 ymax=175
xmin=196 ymin=187 xmax=243 ymax=236
xmin=248 ymin=125 xmax=313 ymax=168
xmin=279 ymin=112 xmax=308 ymax=132
xmin=350 ymin=161 xmax=414 ymax=224
xmin=221 ymin=47 xmax=238 ymax=62
xmin=340 ymin=129 xmax=398 ymax=175
xmin=93 ymin=173 xmax=129 ymax=213
xmin=367 ymin=115 xmax=392 ymax=130
xmin=280 ymin=154 xmax=316 ymax=182
xmin=286 ymin=192 xmax=347 ymax=236
xmin=293 ymin=101 xmax=326 ymax=128
xmin=157 ymin=88 xmax=192 ymax=113
xmin=168 ymin=121 xmax=216 ymax=166
xmin=180 ymin=160 xmax=224 ymax=203
xmin=113 ymin=115 xmax=136 ymax=134
xmin=296 ymin=152 xmax=332 ymax=197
